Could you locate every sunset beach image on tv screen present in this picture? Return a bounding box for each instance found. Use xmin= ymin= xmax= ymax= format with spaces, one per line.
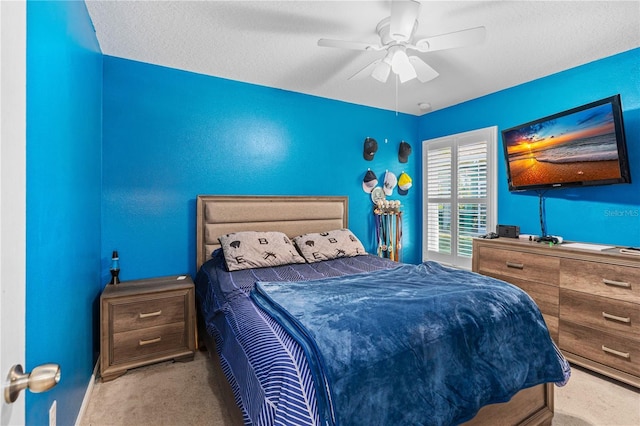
xmin=503 ymin=102 xmax=622 ymax=189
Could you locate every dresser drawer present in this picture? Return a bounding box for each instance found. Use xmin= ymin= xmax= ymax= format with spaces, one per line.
xmin=113 ymin=294 xmax=186 ymax=333
xmin=477 ymin=247 xmax=560 ymax=285
xmin=542 ymin=314 xmax=558 ymax=343
xmin=560 ymin=289 xmax=639 ymax=340
xmin=501 ymin=276 xmax=559 ymax=317
xmin=560 ymin=259 xmax=640 ymax=303
xmin=112 ymin=322 xmax=187 ymax=364
xmin=473 ymin=238 xmax=640 ymax=387
xmin=560 ymin=321 xmax=640 ymax=377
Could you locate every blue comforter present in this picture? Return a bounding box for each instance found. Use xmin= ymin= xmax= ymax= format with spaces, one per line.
xmin=196 ymin=251 xmax=403 ymax=425
xmin=251 ymin=261 xmax=570 ymax=426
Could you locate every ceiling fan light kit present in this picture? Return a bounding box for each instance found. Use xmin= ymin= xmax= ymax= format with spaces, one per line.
xmin=318 ymin=0 xmax=485 ymax=85
xmin=371 ymin=61 xmax=391 ymax=83
xmin=389 ymin=46 xmax=417 ymax=83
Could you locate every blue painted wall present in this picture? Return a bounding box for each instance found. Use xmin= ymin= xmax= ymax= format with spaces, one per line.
xmin=101 ymin=57 xmax=421 ymax=281
xmin=26 ymin=1 xmax=102 ymax=425
xmin=22 ymin=4 xmax=637 ymax=422
xmin=419 ymin=48 xmax=640 ymax=247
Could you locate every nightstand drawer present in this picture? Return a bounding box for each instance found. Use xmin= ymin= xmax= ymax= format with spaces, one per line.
xmin=112 ymin=323 xmax=187 ymax=364
xmin=113 ymin=295 xmax=185 ymax=333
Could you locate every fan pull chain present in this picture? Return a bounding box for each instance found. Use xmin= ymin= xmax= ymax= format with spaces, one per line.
xmin=395 ymin=74 xmax=399 ymax=116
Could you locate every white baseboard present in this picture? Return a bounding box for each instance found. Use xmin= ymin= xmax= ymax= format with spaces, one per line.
xmin=74 ymin=358 xmax=100 ymax=426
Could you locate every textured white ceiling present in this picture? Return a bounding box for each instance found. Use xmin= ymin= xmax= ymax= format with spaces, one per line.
xmin=86 ymin=0 xmax=640 ymax=116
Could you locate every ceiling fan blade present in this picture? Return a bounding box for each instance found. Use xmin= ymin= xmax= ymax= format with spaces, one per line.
xmin=390 ymin=0 xmax=421 ymax=42
xmin=318 ymin=38 xmax=378 ymax=51
xmin=408 ymin=56 xmax=439 ymax=83
xmin=348 ymin=59 xmax=382 ymax=81
xmin=412 ymin=26 xmax=486 ymax=53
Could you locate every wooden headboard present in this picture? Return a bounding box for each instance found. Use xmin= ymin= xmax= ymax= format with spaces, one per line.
xmin=196 ymin=195 xmax=349 ymax=269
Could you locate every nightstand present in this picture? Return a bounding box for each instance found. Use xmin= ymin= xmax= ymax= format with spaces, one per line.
xmin=100 ymin=275 xmax=196 ymax=382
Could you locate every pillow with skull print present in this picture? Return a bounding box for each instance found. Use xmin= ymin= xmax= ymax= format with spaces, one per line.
xmin=293 ymin=229 xmax=367 ymax=263
xmin=219 ymin=231 xmax=306 ymax=271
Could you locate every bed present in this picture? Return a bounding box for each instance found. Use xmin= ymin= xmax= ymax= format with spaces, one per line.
xmin=194 ymin=195 xmax=570 ymax=426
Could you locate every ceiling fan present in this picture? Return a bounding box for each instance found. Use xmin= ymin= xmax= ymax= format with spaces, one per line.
xmin=318 ymin=0 xmax=486 ymax=84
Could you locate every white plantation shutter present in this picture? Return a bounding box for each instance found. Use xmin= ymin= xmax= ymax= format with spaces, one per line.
xmin=426 ymin=147 xmax=452 ymax=254
xmin=423 ymin=127 xmax=497 ymax=269
xmin=457 ymin=142 xmax=488 ymax=259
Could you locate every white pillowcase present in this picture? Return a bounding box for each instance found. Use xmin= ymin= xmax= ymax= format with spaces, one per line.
xmin=219 ymin=231 xmax=306 ymax=271
xmin=293 ymin=229 xmax=367 ymax=263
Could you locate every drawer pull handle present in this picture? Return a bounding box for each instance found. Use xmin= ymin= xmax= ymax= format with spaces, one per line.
xmin=506 ymin=261 xmax=524 ymax=270
xmin=602 ymin=278 xmax=631 ymax=288
xmin=602 ymin=312 xmax=631 ymax=323
xmin=601 ymin=345 xmax=630 ymax=359
xmin=139 ymin=310 xmax=162 ymax=319
xmin=139 ymin=337 xmax=161 ymax=346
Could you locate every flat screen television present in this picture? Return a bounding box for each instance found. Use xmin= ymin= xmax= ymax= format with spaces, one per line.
xmin=502 ymin=95 xmax=631 ymax=192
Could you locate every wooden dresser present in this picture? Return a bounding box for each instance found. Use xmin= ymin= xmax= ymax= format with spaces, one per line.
xmin=472 ymin=238 xmax=639 ymax=388
xmin=100 ymin=275 xmax=196 ymax=381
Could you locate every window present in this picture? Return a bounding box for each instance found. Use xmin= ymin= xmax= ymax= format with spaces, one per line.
xmin=422 ymin=126 xmax=497 ymax=269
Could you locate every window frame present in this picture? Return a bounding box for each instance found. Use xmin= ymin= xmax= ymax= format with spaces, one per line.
xmin=422 ymin=126 xmax=498 ymax=269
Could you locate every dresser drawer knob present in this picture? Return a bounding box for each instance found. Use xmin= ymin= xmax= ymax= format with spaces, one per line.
xmin=139 ymin=337 xmax=162 ymax=346
xmin=139 ymin=310 xmax=162 ymax=319
xmin=601 ymin=345 xmax=630 ymax=359
xmin=602 ymin=278 xmax=631 ymax=288
xmin=505 ymin=261 xmax=524 ymax=270
xmin=602 ymin=312 xmax=631 ymax=324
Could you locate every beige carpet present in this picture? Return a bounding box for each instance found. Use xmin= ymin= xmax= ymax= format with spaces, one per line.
xmin=80 ymin=351 xmax=640 ymax=426
xmin=554 ymin=366 xmax=639 ymax=426
xmin=80 ymin=350 xmax=241 ymax=426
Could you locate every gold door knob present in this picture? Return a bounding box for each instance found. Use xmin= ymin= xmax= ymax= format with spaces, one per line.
xmin=4 ymin=363 xmax=60 ymax=403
